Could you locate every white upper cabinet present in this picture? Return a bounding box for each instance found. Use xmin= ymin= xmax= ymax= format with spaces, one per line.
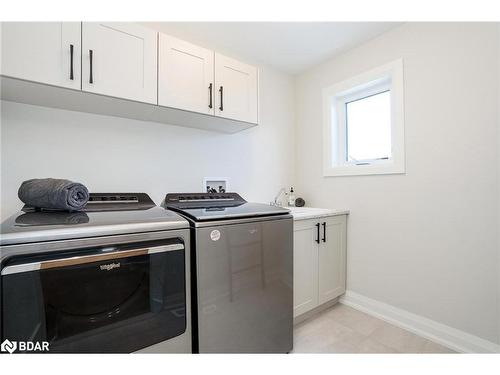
xmin=1 ymin=23 xmax=259 ymax=132
xmin=1 ymin=22 xmax=81 ymax=90
xmin=81 ymin=23 xmax=157 ymax=104
xmin=215 ymin=53 xmax=258 ymax=124
xmin=158 ymin=34 xmax=214 ymax=115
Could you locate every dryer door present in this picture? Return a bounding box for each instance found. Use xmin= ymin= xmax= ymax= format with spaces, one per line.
xmin=1 ymin=239 xmax=186 ymax=353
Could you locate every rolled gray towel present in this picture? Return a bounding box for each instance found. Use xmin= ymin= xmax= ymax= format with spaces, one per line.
xmin=18 ymin=178 xmax=89 ymax=212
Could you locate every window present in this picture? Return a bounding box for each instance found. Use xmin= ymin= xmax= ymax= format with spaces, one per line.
xmin=346 ymin=90 xmax=391 ymax=162
xmin=323 ymin=59 xmax=405 ymax=176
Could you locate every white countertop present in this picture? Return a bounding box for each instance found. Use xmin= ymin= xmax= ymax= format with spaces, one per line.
xmin=285 ymin=206 xmax=349 ymax=221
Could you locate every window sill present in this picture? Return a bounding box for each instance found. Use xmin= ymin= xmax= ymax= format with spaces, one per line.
xmin=323 ymin=162 xmax=405 ymax=177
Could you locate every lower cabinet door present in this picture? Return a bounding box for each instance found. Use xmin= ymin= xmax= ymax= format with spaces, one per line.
xmin=293 ymin=220 xmax=319 ymax=317
xmin=318 ymin=216 xmax=347 ymax=305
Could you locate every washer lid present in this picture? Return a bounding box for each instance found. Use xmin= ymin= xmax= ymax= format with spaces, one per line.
xmin=0 ymin=206 xmax=189 ymax=246
xmin=167 ymin=202 xmax=290 ymax=222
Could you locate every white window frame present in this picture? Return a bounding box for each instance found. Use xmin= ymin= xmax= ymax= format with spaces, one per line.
xmin=323 ymin=58 xmax=405 ymax=177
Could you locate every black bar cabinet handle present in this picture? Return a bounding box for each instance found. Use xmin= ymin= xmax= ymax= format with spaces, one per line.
xmin=69 ymin=44 xmax=74 ymax=80
xmin=208 ymin=83 xmax=213 ymax=109
xmin=315 ymin=223 xmax=320 ymax=244
xmin=89 ymin=49 xmax=93 ymax=84
xmin=219 ymin=86 xmax=223 ymax=111
xmin=322 ymin=222 xmax=326 ymax=242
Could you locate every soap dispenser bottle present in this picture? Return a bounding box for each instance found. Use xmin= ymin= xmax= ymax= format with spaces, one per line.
xmin=288 ymin=187 xmax=296 ymax=207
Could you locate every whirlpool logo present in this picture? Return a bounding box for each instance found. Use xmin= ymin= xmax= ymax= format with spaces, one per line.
xmin=100 ymin=262 xmax=120 ymax=271
xmin=1 ymin=339 xmax=49 ymax=354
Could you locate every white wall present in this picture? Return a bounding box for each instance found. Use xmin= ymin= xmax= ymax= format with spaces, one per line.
xmin=0 ymin=65 xmax=295 ymax=219
xmin=497 ymin=22 xmax=500 ymax=345
xmin=295 ymin=23 xmax=500 ymax=344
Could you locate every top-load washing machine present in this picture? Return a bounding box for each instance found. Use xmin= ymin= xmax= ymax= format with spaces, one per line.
xmin=165 ymin=192 xmax=293 ymax=354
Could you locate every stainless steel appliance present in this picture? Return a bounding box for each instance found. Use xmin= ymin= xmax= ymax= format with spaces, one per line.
xmin=0 ymin=193 xmax=191 ymax=353
xmin=164 ymin=192 xmax=293 ymax=353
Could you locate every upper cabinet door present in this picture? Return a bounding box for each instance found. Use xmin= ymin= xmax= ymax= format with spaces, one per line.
xmin=215 ymin=53 xmax=258 ymax=124
xmin=158 ymin=34 xmax=214 ymax=115
xmin=318 ymin=216 xmax=347 ymax=305
xmin=81 ymin=23 xmax=157 ymax=104
xmin=1 ymin=22 xmax=81 ymax=90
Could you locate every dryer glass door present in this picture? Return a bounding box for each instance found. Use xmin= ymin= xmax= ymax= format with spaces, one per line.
xmin=1 ymin=239 xmax=186 ymax=353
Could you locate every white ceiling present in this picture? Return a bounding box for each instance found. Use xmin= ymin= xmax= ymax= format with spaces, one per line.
xmin=144 ymin=22 xmax=402 ymax=75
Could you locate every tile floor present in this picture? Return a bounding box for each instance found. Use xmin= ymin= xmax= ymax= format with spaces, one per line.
xmin=293 ymin=303 xmax=456 ymax=353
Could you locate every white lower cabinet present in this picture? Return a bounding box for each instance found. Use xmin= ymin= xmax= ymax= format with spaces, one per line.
xmin=293 ymin=215 xmax=347 ymax=318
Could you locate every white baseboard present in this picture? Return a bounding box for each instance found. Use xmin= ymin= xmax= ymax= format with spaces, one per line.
xmin=340 ymin=291 xmax=500 ymax=353
xmin=294 ymin=298 xmax=340 ymax=325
